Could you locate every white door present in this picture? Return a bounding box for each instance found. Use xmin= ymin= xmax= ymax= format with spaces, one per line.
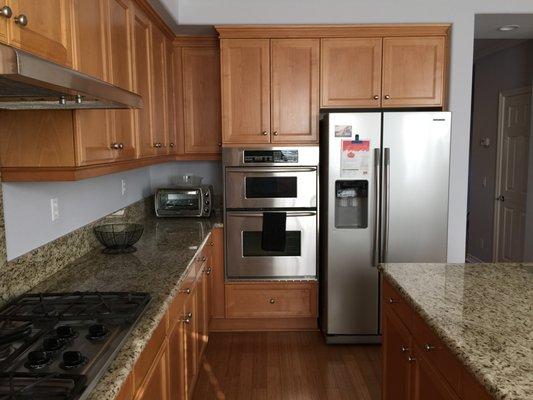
xmin=494 ymin=87 xmax=532 ymax=262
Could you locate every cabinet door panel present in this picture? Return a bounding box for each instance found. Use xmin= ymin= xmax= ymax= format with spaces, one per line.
xmin=182 ymin=46 xmax=222 ymax=154
xmin=271 ymin=39 xmax=319 ymax=143
xmin=132 ymin=8 xmax=154 ymax=158
xmin=221 ymin=38 xmax=270 ymax=144
xmin=382 ymin=309 xmax=412 ymax=400
xmin=74 ymin=110 xmax=114 ymax=165
xmin=151 ymin=27 xmax=168 ymax=155
xmin=411 ymin=348 xmax=460 ymax=400
xmin=168 ymin=308 xmax=186 ymax=400
xmin=8 ymin=0 xmax=72 ymax=66
xmin=321 ymin=38 xmax=382 ymax=108
xmin=382 ymin=36 xmax=445 ymax=107
xmin=166 ymin=38 xmax=177 ymax=154
xmin=107 ymin=0 xmax=136 ymax=160
xmin=134 ymin=343 xmax=169 ymax=400
xmin=0 ymin=5 xmax=7 ymax=43
xmin=184 ymin=292 xmax=197 ymax=399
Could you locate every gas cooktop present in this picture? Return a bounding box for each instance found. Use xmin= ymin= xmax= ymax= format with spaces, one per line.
xmin=0 ymin=292 xmax=150 ymax=400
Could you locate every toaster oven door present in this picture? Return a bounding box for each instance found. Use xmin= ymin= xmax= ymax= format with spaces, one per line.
xmin=156 ymin=189 xmax=201 ymax=217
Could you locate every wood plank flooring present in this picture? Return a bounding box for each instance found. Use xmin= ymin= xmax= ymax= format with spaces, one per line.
xmin=192 ymin=332 xmax=381 ymax=400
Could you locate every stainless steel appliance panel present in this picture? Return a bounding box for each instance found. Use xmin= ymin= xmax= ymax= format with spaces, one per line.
xmin=223 ymin=147 xmax=319 ymax=167
xmin=225 ymin=210 xmax=317 ymax=279
xmin=323 ymin=113 xmax=382 ymax=336
xmin=382 ymin=112 xmax=450 ymax=263
xmin=225 ymin=167 xmax=318 ymax=209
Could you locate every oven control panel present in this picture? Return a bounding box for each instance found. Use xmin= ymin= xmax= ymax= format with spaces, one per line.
xmin=243 ymin=150 xmax=298 ymax=164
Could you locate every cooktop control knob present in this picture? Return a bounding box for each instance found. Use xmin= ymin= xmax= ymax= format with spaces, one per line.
xmin=25 ymin=351 xmax=51 ymax=369
xmin=61 ymin=351 xmax=87 ymax=369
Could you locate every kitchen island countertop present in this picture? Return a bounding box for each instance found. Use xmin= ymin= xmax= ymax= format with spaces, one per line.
xmin=378 ymin=262 xmax=532 ymax=400
xmin=30 ymin=213 xmax=222 ymax=400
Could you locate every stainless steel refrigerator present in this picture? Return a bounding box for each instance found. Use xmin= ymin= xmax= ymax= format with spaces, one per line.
xmin=320 ymin=112 xmax=451 ymax=344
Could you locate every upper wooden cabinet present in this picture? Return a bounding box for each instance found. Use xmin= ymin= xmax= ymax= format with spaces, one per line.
xmin=5 ymin=0 xmax=73 ymax=66
xmin=0 ymin=5 xmax=7 ymax=43
xmin=321 ymin=38 xmax=382 ymax=108
xmin=382 ymin=36 xmax=446 ymax=107
xmin=271 ymin=39 xmax=319 ymax=143
xmin=221 ymin=38 xmax=271 ymax=144
xmin=150 ymin=26 xmax=169 ymax=156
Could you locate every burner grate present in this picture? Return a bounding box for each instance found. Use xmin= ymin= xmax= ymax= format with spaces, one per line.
xmin=0 ymin=372 xmax=86 ymax=399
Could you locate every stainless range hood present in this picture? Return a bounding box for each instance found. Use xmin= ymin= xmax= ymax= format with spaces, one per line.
xmin=0 ymin=43 xmax=143 ymax=110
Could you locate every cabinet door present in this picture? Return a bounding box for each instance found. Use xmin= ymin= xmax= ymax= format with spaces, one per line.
xmin=321 ymin=38 xmax=382 ymax=108
xmin=134 ymin=342 xmax=170 ymax=400
xmin=411 ymin=348 xmax=460 ymax=400
xmin=271 ymin=39 xmax=319 ymax=144
xmin=0 ymin=4 xmax=7 ymax=44
xmin=196 ymin=266 xmax=209 ymax=359
xmin=168 ymin=309 xmax=187 ymax=400
xmin=382 ymin=36 xmax=445 ymax=107
xmin=107 ymin=0 xmax=136 ymax=161
xmin=132 ymin=7 xmax=155 ymax=158
xmin=8 ymin=0 xmax=72 ymax=66
xmin=382 ymin=309 xmax=412 ymax=400
xmin=209 ymin=228 xmax=225 ymax=319
xmin=150 ymin=26 xmax=169 ymax=155
xmin=181 ymin=46 xmax=222 ymax=154
xmin=166 ymin=38 xmax=177 ymax=154
xmin=220 ymin=38 xmax=270 ymax=144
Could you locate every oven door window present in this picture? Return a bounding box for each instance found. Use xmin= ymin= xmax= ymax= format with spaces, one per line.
xmin=245 ymin=177 xmax=297 ymax=198
xmin=160 ymin=191 xmax=200 ymax=211
xmin=242 ymin=231 xmax=301 ymax=257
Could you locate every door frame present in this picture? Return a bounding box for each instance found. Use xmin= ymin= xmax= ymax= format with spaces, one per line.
xmin=492 ymin=85 xmax=532 ymax=262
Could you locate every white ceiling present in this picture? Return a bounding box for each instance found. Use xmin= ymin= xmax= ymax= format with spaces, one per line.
xmin=475 ymin=14 xmax=533 ymax=39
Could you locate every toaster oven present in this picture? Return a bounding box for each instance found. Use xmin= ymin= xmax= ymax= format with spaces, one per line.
xmin=155 ymin=185 xmax=213 ymax=217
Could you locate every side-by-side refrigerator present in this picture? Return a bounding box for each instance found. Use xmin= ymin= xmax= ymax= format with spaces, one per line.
xmin=320 ymin=112 xmax=451 ymax=343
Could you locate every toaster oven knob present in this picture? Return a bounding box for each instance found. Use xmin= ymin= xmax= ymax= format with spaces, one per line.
xmin=204 ymin=207 xmax=209 ymax=213
xmin=205 ymin=200 xmax=210 ymax=205
xmin=204 ymin=191 xmax=209 ymax=197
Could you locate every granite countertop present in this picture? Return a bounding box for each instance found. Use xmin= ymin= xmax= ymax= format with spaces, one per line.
xmin=30 ymin=214 xmax=222 ymax=400
xmin=378 ymin=263 xmax=532 ymax=400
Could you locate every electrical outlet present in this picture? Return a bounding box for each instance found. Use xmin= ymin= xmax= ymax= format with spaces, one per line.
xmin=121 ymin=179 xmax=127 ymax=196
xmin=50 ymin=198 xmax=59 ymax=221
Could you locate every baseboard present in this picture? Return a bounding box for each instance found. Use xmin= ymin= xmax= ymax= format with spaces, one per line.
xmin=209 ymin=317 xmax=318 ymax=332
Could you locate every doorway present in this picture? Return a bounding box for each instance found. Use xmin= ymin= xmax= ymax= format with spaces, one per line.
xmin=467 ymin=14 xmax=533 ymax=263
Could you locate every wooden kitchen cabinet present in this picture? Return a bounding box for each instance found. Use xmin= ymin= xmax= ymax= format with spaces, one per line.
xmin=221 ymin=38 xmax=271 ymax=144
xmin=321 ymin=38 xmax=382 ymax=108
xmin=382 ymin=36 xmax=446 ymax=107
xmin=6 ymin=0 xmax=73 ymax=66
xmin=175 ymin=40 xmax=222 ymax=155
xmin=0 ymin=4 xmax=7 ymax=43
xmin=134 ymin=341 xmax=170 ymax=400
xmin=150 ymin=26 xmax=169 ymax=155
xmin=271 ymin=39 xmax=319 ymax=143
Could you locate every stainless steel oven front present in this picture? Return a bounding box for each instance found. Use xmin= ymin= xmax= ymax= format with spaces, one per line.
xmin=225 ymin=210 xmax=317 ymax=279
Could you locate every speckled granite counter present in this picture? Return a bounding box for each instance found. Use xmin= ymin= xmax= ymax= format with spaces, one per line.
xmin=29 ymin=214 xmax=222 ymax=400
xmin=378 ymin=263 xmax=532 ymax=400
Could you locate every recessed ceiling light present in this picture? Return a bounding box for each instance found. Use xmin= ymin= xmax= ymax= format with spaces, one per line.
xmin=498 ymin=24 xmax=520 ymax=32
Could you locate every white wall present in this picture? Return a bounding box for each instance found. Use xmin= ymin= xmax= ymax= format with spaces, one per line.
xmin=2 ymin=161 xmax=221 ymax=260
xmin=174 ymin=0 xmax=533 ymax=262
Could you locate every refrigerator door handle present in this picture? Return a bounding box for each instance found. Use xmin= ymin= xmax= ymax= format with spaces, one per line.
xmin=381 ymin=147 xmax=391 ymax=263
xmin=372 ymin=148 xmax=381 ymax=266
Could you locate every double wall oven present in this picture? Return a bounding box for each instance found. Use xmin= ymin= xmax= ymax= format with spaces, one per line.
xmin=223 ymin=147 xmax=319 ymax=279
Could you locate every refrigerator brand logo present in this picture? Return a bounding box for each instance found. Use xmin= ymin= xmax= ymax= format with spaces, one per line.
xmin=433 ymin=118 xmax=446 ymax=121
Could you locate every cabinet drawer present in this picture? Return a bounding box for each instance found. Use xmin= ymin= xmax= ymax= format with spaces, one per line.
xmin=169 ymin=265 xmax=197 ymax=328
xmin=412 ymin=312 xmax=462 ymax=392
xmin=382 ymin=278 xmax=413 ymax=331
xmin=226 ymin=282 xmax=317 ymax=318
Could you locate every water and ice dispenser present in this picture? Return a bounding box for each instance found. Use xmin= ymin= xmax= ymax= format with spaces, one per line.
xmin=334 ymin=180 xmax=368 ymax=229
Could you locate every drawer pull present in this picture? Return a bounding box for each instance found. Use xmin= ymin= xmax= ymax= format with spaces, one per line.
xmin=210 ymin=242 xmax=214 ymax=246
xmin=179 ymin=288 xmax=191 ymax=295
xmin=205 ymin=266 xmax=212 ymax=275
xmin=181 ymin=312 xmax=192 ymax=324
xmin=407 ymin=356 xmax=416 ymax=363
xmin=269 ymin=298 xmax=275 ymax=304
xmin=388 ymin=297 xmax=398 ymax=304
xmin=14 ymin=13 xmax=28 ymax=27
xmin=424 ymin=344 xmax=436 ymax=352
xmin=0 ymin=5 xmax=12 ymax=19
xmin=400 ymin=346 xmax=409 ymax=353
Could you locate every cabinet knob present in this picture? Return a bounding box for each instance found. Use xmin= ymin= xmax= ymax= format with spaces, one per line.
xmin=269 ymin=298 xmax=275 ymax=304
xmin=118 ymin=143 xmax=124 ymax=149
xmin=110 ymin=143 xmax=120 ymax=150
xmin=209 ymin=242 xmax=214 ymax=246
xmin=179 ymin=288 xmax=191 ymax=295
xmin=424 ymin=344 xmax=435 ymax=352
xmin=388 ymin=298 xmax=398 ymax=304
xmin=400 ymin=346 xmax=409 ymax=353
xmin=407 ymin=356 xmax=416 ymax=363
xmin=261 ymin=131 xmax=268 ymax=136
xmin=181 ymin=312 xmax=192 ymax=324
xmin=169 ymin=142 xmax=174 ymax=148
xmin=273 ymin=131 xmax=279 ymax=136
xmin=0 ymin=5 xmax=12 ymax=19
xmin=205 ymin=266 xmax=212 ymax=275
xmin=14 ymin=13 xmax=28 ymax=27
xmin=218 ymin=142 xmax=222 ymax=147
xmin=153 ymin=142 xmax=162 ymax=148
xmin=373 ymin=95 xmax=379 ymax=100
xmin=384 ymin=95 xmax=391 ymax=100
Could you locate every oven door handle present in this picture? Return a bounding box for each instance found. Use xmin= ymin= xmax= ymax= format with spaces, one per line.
xmin=226 ymin=211 xmax=317 ymax=217
xmin=225 ymin=167 xmax=317 ymax=173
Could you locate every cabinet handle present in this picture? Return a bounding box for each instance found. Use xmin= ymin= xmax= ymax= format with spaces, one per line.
xmin=179 ymin=288 xmax=191 ymax=295
xmin=400 ymin=346 xmax=409 ymax=353
xmin=407 ymin=356 xmax=416 ymax=362
xmin=201 ymin=256 xmax=206 ymax=262
xmin=424 ymin=344 xmax=435 ymax=352
xmin=169 ymin=142 xmax=174 ymax=148
xmin=218 ymin=142 xmax=222 ymax=147
xmin=14 ymin=13 xmax=28 ymax=26
xmin=209 ymin=242 xmax=214 ymax=246
xmin=153 ymin=142 xmax=162 ymax=148
xmin=373 ymin=95 xmax=379 ymax=100
xmin=388 ymin=298 xmax=398 ymax=304
xmin=261 ymin=131 xmax=268 ymax=136
xmin=269 ymin=298 xmax=275 ymax=304
xmin=110 ymin=142 xmax=120 ymax=150
xmin=273 ymin=131 xmax=279 ymax=136
xmin=384 ymin=95 xmax=391 ymax=100
xmin=118 ymin=143 xmax=124 ymax=149
xmin=0 ymin=5 xmax=12 ymax=18
xmin=181 ymin=312 xmax=192 ymax=324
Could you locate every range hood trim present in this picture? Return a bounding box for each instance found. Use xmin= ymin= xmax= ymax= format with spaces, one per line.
xmin=0 ymin=43 xmax=143 ymax=110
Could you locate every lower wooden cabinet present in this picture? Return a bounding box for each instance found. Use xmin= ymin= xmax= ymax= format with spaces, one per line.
xmin=134 ymin=342 xmax=170 ymax=400
xmin=381 ymin=278 xmax=494 ymax=400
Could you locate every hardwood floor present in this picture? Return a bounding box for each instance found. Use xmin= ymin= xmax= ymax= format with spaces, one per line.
xmin=192 ymin=332 xmax=381 ymax=400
